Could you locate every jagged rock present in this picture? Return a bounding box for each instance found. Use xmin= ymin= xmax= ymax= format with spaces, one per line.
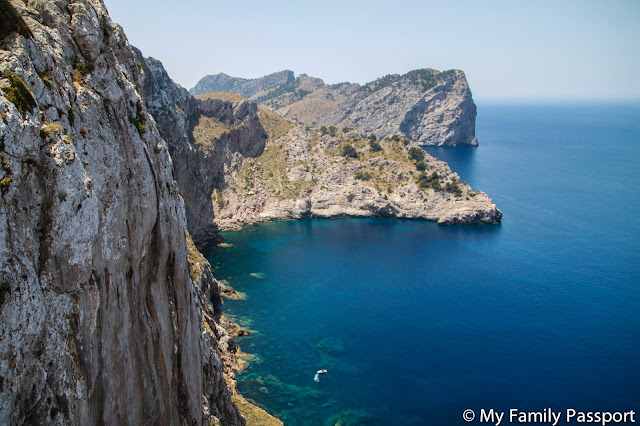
xmin=319 ymin=69 xmax=478 ymax=146
xmin=190 ymin=70 xmax=294 ymax=98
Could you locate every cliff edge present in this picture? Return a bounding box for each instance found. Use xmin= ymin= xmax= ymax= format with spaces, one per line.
xmin=0 ymin=0 xmax=277 ymax=424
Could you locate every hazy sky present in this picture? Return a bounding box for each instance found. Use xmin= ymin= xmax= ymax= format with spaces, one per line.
xmin=103 ymin=0 xmax=640 ymax=100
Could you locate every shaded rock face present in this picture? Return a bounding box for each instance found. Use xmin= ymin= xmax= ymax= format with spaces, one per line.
xmin=190 ymin=70 xmax=294 ymax=99
xmin=0 ymin=0 xmax=243 ymax=424
xmin=140 ymin=56 xmax=267 ymax=244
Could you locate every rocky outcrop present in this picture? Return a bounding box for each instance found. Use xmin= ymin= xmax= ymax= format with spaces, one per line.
xmin=213 ymin=126 xmax=500 ymax=230
xmin=194 ymin=68 xmax=478 ymax=146
xmin=0 ymin=0 xmax=255 ymax=424
xmin=190 ymin=70 xmax=294 ymax=99
xmin=140 ymin=56 xmax=267 ymax=244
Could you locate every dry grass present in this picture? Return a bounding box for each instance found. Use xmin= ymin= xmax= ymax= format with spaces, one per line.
xmin=190 ymin=115 xmax=229 ymax=146
xmin=231 ymin=393 xmax=283 ymax=425
xmin=258 ymin=107 xmax=292 ymax=141
xmin=185 ymin=232 xmax=206 ymax=283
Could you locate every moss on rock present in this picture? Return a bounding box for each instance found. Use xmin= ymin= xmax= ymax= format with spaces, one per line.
xmin=3 ymin=71 xmax=36 ymax=114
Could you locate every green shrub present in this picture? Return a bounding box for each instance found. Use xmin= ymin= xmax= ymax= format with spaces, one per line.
xmin=369 ymin=134 xmax=377 ymax=141
xmin=129 ymin=99 xmax=146 ymax=136
xmin=342 ymin=127 xmax=353 ymax=133
xmin=341 ymin=144 xmax=358 ymax=159
xmin=68 ymin=107 xmax=75 ymax=126
xmin=354 ymin=170 xmax=372 ymax=180
xmin=446 ymin=181 xmax=463 ymax=196
xmin=3 ymin=71 xmax=36 ymax=114
xmin=369 ymin=140 xmax=382 ymax=152
xmin=328 ymin=126 xmax=337 ymax=136
xmin=408 ymin=147 xmax=425 ymax=161
xmin=415 ymin=160 xmax=426 ymax=171
xmin=320 ymin=125 xmax=328 ymax=135
xmin=417 ymin=171 xmax=441 ymax=190
xmin=73 ymin=57 xmax=94 ymax=76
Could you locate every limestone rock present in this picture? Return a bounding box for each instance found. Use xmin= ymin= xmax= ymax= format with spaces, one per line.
xmin=320 ymin=69 xmax=478 ymax=146
xmin=0 ymin=1 xmax=244 ymax=424
xmin=141 ymin=56 xmax=267 ymax=244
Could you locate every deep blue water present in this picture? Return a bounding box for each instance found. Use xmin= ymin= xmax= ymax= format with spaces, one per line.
xmin=207 ymin=103 xmax=640 ymax=425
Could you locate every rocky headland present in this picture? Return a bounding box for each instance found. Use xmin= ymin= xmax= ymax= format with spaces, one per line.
xmin=144 ymin=67 xmax=501 ymax=243
xmin=190 ymin=70 xmax=294 ymax=99
xmin=191 ymin=68 xmax=479 ymax=146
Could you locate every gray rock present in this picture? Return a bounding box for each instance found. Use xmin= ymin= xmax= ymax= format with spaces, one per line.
xmin=0 ymin=1 xmax=247 ymax=424
xmin=190 ymin=70 xmax=294 ymax=98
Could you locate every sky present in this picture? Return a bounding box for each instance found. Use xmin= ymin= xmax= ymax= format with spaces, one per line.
xmin=102 ymin=0 xmax=640 ymax=100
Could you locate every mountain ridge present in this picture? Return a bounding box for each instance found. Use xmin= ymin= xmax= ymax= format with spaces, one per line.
xmin=191 ymin=68 xmax=478 ymax=146
xmin=190 ymin=70 xmax=294 ymax=99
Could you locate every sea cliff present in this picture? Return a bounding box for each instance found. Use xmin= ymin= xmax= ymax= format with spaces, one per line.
xmin=0 ymin=0 xmax=277 ymax=424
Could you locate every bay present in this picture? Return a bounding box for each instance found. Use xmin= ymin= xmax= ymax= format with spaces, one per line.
xmin=206 ymin=102 xmax=640 ymax=425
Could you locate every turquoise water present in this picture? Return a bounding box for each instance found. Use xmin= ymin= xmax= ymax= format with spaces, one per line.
xmin=206 ymin=103 xmax=640 ymax=425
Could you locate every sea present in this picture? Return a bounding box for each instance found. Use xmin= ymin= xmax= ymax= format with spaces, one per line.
xmin=206 ymin=102 xmax=640 ymax=425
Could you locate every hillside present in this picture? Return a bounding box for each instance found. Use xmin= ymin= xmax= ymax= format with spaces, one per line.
xmin=143 ymin=66 xmax=501 ymax=240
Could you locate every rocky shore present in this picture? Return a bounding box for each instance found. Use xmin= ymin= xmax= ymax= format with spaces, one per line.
xmin=213 ymin=124 xmax=501 ymax=231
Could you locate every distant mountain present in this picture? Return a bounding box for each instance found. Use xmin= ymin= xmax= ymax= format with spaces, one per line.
xmin=190 ymin=70 xmax=294 ymax=98
xmin=192 ymin=68 xmax=478 ymax=146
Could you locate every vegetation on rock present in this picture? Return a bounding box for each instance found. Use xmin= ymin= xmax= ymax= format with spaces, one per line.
xmin=341 ymin=144 xmax=358 ymax=158
xmin=3 ymin=71 xmax=36 ymax=114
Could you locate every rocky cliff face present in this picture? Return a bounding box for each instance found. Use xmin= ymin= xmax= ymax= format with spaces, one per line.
xmin=190 ymin=70 xmax=294 ymax=99
xmin=194 ymin=68 xmax=478 ymax=146
xmin=319 ymin=69 xmax=478 ymax=146
xmin=0 ymin=0 xmax=254 ymax=424
xmin=141 ymin=57 xmax=268 ymax=244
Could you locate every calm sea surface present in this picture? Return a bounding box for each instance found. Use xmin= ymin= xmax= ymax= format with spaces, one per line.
xmin=206 ymin=103 xmax=640 ymax=425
